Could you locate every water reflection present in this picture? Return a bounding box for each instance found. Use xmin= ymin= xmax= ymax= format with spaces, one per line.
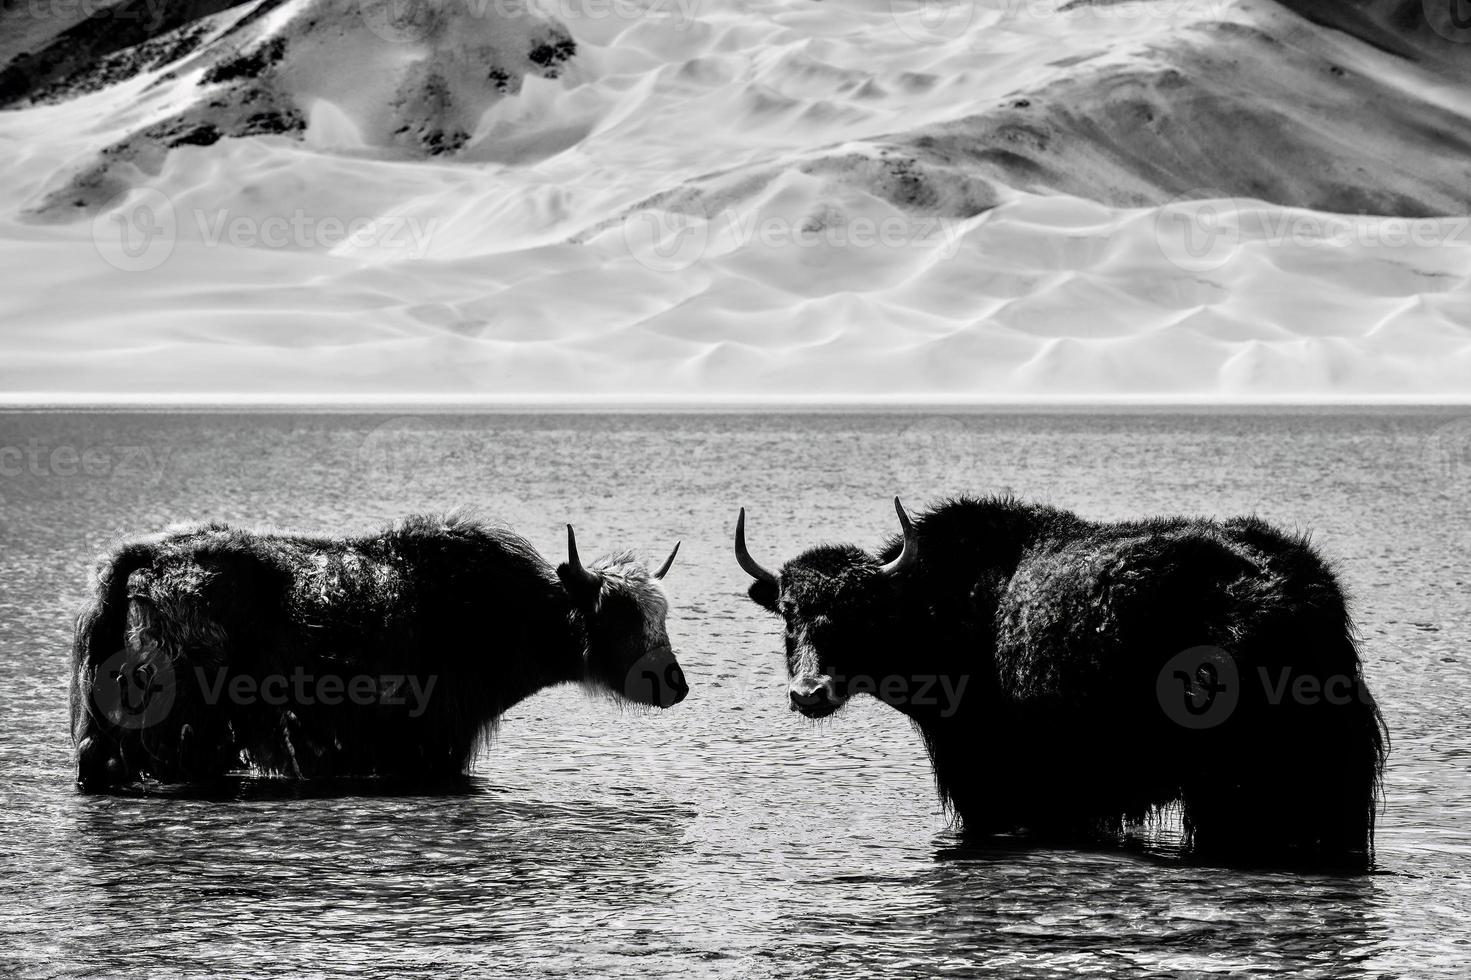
xmin=1 ymin=410 xmax=1467 ymax=977
xmin=64 ymin=786 xmax=699 ymax=976
xmin=911 ymin=844 xmax=1386 ymax=978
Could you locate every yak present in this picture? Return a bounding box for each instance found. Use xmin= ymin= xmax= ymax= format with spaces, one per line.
xmin=736 ymin=495 xmax=1387 ymax=867
xmin=72 ymin=511 xmax=686 ymax=790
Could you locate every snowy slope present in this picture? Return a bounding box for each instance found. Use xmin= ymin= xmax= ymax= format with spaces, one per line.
xmin=1 ymin=0 xmax=1468 ymax=401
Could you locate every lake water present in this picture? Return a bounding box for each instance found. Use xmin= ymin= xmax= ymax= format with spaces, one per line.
xmin=1 ymin=410 xmax=1468 ymax=978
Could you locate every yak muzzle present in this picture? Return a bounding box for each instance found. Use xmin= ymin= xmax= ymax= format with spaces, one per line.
xmin=789 ymin=675 xmax=841 ymax=718
xmin=662 ymin=665 xmax=690 ymax=707
xmin=623 ymin=651 xmax=689 ymax=708
xmin=74 ymin=735 xmax=126 ymax=790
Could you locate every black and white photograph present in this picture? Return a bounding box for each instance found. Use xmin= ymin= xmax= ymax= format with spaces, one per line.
xmin=1 ymin=0 xmax=1468 ymax=975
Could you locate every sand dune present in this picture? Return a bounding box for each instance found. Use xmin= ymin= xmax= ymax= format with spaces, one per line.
xmin=0 ymin=0 xmax=1468 ymax=401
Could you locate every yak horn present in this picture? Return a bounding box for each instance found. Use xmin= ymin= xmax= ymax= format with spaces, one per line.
xmin=877 ymin=497 xmax=919 ymax=577
xmin=565 ymin=525 xmax=603 ymax=591
xmin=734 ymin=508 xmax=778 ymax=587
xmin=654 ymin=541 xmax=680 ymax=580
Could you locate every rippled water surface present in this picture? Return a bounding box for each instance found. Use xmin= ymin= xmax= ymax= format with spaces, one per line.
xmin=1 ymin=410 xmax=1468 ymax=978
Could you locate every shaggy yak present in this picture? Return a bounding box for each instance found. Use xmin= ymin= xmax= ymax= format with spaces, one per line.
xmin=72 ymin=512 xmax=686 ymax=790
xmin=736 ymin=496 xmax=1387 ymax=867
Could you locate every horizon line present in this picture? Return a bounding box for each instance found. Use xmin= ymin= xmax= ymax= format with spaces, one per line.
xmin=1 ymin=392 xmax=1470 ymax=413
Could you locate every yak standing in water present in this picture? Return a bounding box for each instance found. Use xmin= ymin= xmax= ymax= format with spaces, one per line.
xmin=72 ymin=512 xmax=686 ymax=789
xmin=736 ymin=496 xmax=1387 ymax=867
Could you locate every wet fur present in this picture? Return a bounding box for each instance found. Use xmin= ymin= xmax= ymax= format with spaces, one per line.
xmin=755 ymin=495 xmax=1387 ymax=867
xmin=72 ymin=511 xmax=664 ymax=788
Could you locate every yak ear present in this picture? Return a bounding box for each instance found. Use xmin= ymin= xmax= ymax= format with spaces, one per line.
xmin=747 ymin=579 xmax=780 ymax=614
xmin=557 ymin=563 xmax=603 ymax=610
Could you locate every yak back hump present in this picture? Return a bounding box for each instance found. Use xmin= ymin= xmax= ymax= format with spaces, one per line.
xmin=995 ymin=519 xmax=1267 ymax=705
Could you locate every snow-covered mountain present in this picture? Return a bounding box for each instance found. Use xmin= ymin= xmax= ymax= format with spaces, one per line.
xmin=1 ymin=0 xmax=1468 ymax=401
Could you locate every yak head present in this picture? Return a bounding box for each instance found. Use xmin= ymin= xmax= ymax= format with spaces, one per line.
xmin=557 ymin=526 xmax=689 ymax=709
xmin=735 ymin=498 xmax=919 ymax=719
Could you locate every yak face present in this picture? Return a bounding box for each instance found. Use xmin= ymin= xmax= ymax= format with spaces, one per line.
xmin=769 ymin=546 xmax=893 ymax=719
xmin=75 ymin=583 xmax=238 ymax=788
xmin=557 ymin=530 xmax=688 ymax=709
xmin=736 ymin=499 xmax=919 ymax=720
